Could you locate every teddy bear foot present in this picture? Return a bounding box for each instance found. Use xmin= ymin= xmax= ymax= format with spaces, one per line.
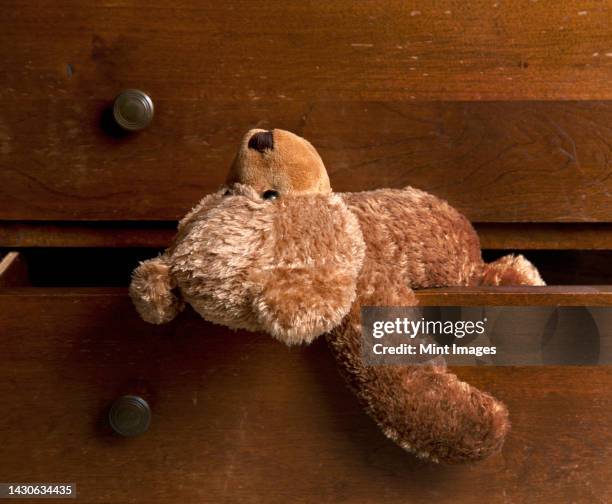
xmin=366 ymin=363 xmax=510 ymax=464
xmin=481 ymin=254 xmax=545 ymax=286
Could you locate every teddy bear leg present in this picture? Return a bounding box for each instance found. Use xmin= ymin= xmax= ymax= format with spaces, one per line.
xmin=326 ymin=306 xmax=510 ymax=463
xmin=481 ymin=254 xmax=545 ymax=286
xmin=380 ymin=361 xmax=509 ymax=463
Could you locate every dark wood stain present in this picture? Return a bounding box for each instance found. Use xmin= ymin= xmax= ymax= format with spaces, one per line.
xmin=1 ymin=2 xmax=612 ymax=502
xmin=4 ymin=222 xmax=612 ymax=250
xmin=2 ymin=1 xmax=612 ymax=101
xmin=0 ymin=289 xmax=610 ymax=503
xmin=1 ymin=101 xmax=611 ymax=222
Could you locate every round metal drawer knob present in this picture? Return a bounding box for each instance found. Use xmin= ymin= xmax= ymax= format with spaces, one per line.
xmin=109 ymin=395 xmax=151 ymax=437
xmin=112 ymin=89 xmax=154 ymax=131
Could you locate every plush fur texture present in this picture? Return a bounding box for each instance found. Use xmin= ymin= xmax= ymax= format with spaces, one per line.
xmin=130 ymin=258 xmax=183 ymax=324
xmin=226 ymin=128 xmax=331 ymax=196
xmin=152 ymin=184 xmax=365 ymax=345
xmin=130 ymin=129 xmax=545 ymax=464
xmin=326 ymin=188 xmax=521 ymax=463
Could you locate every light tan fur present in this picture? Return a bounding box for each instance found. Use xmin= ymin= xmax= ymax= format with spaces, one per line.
xmin=226 ymin=128 xmax=331 ymax=196
xmin=130 ymin=257 xmax=183 ymax=324
xmin=130 ymin=129 xmax=545 ymax=464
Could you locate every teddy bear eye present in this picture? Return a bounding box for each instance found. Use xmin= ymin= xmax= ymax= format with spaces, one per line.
xmin=223 ymin=189 xmax=232 ymax=196
xmin=262 ymin=190 xmax=279 ymax=200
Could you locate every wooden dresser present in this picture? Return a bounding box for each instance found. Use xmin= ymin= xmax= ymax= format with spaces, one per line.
xmin=1 ymin=2 xmax=612 ymax=502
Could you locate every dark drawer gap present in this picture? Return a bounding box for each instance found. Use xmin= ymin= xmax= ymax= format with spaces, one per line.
xmin=1 ymin=247 xmax=611 ymax=287
xmin=0 ymin=248 xmax=163 ymax=287
xmin=482 ymin=250 xmax=612 ymax=286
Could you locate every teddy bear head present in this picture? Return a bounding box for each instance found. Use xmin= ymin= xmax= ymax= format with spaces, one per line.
xmin=132 ymin=183 xmax=365 ymax=345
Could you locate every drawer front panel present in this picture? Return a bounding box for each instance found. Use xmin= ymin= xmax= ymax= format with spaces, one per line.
xmin=1 ymin=290 xmax=611 ymax=503
xmin=2 ymin=100 xmax=612 ymax=222
xmin=2 ymin=1 xmax=612 ymax=102
xmin=2 ymin=2 xmax=612 ymax=222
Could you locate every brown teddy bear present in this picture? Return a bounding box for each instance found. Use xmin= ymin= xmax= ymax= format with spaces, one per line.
xmin=130 ymin=128 xmax=545 ymax=463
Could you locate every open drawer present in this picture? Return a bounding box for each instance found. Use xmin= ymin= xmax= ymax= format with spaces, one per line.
xmin=3 ymin=0 xmax=612 ymax=501
xmin=1 ymin=250 xmax=611 ymax=503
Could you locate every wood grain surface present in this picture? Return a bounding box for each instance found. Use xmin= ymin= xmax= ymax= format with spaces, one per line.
xmin=4 ymin=285 xmax=612 ymax=304
xmin=2 ymin=2 xmax=612 ymax=502
xmin=2 ymin=0 xmax=612 ymax=222
xmin=3 ymin=0 xmax=612 ymax=102
xmin=0 ymin=289 xmax=610 ymax=503
xmin=4 ymin=222 xmax=612 ymax=250
xmin=477 ymin=223 xmax=612 ymax=250
xmin=2 ymin=100 xmax=612 ymax=221
xmin=0 ymin=222 xmax=177 ymax=248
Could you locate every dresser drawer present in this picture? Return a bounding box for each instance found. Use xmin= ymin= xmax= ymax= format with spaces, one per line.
xmin=3 ymin=99 xmax=612 ymax=224
xmin=1 ymin=252 xmax=612 ymax=503
xmin=3 ymin=1 xmax=612 ymax=501
xmin=2 ymin=2 xmax=612 ymax=223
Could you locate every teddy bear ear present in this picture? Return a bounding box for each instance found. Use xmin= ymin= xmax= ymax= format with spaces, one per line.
xmin=129 ymin=256 xmax=184 ymax=324
xmin=250 ymin=194 xmax=365 ymax=345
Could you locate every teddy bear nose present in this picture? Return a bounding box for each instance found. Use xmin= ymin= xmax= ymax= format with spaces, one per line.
xmin=248 ymin=130 xmax=274 ymax=152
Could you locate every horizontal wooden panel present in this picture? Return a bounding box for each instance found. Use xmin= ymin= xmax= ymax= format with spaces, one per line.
xmin=3 ymin=222 xmax=612 ymax=250
xmin=2 ymin=1 xmax=612 ymax=101
xmin=477 ymin=223 xmax=612 ymax=250
xmin=0 ymin=290 xmax=611 ymax=503
xmin=2 ymin=101 xmax=612 ymax=221
xmin=2 ymin=286 xmax=612 ymax=305
xmin=0 ymin=222 xmax=176 ymax=248
xmin=417 ymin=285 xmax=612 ymax=306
